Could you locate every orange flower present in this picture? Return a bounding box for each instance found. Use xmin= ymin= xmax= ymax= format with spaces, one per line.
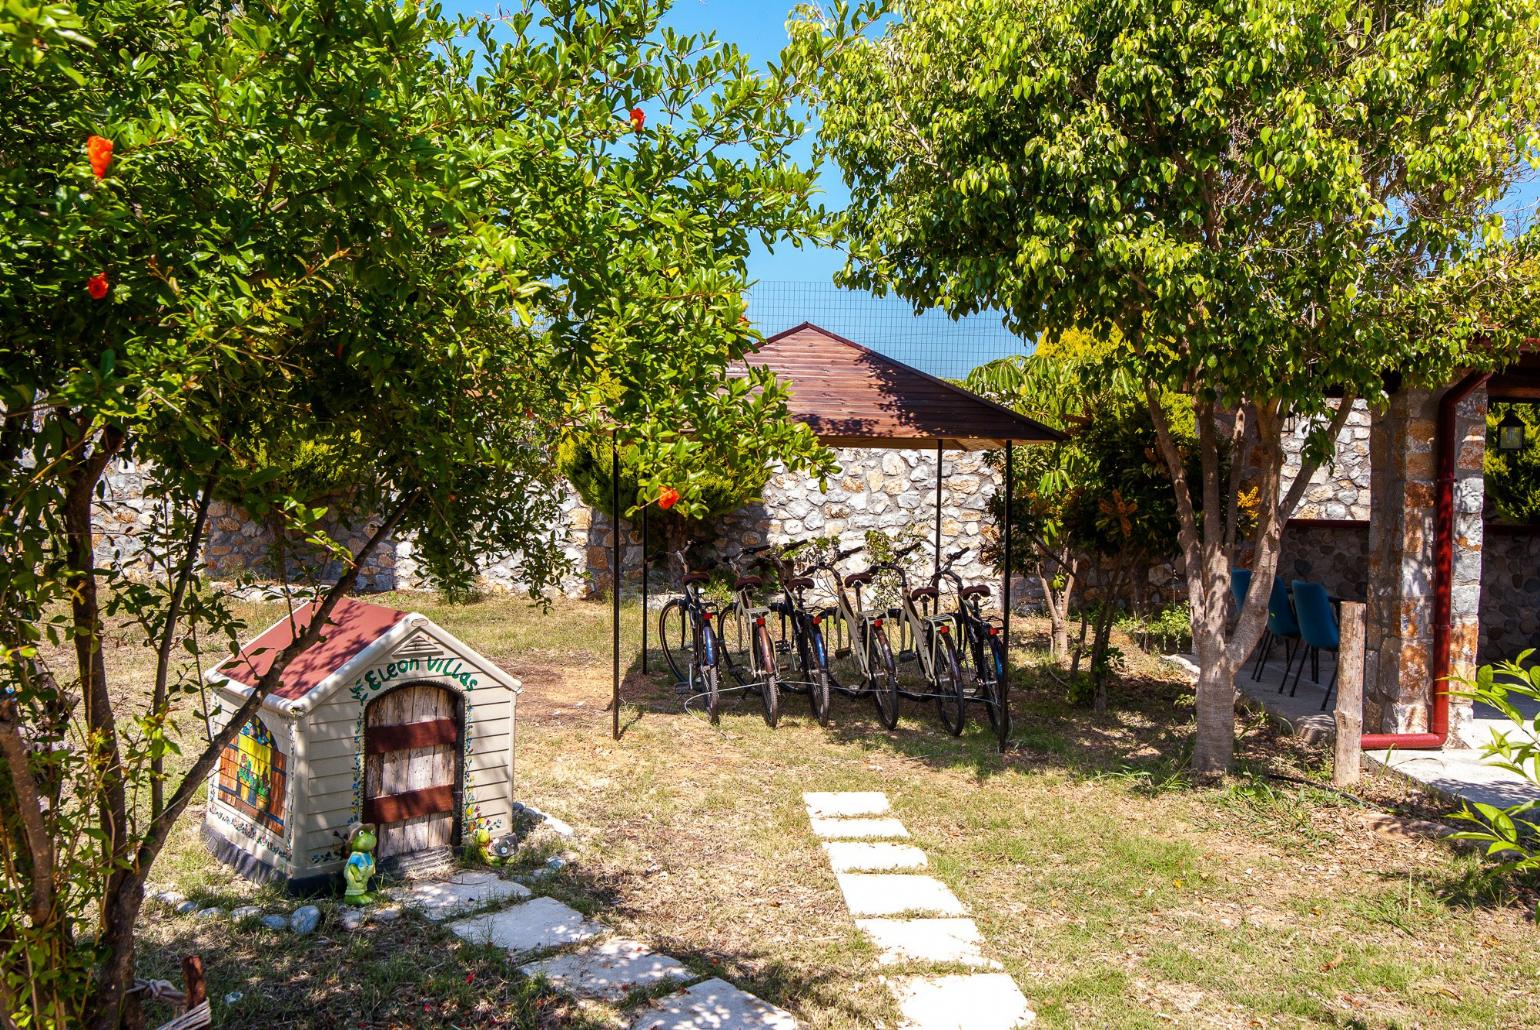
xmin=87 ymin=273 xmax=109 ymax=300
xmin=658 ymin=486 xmax=680 ymax=510
xmin=629 ymin=107 xmax=645 ymax=133
xmin=87 ymin=135 xmax=113 ymax=179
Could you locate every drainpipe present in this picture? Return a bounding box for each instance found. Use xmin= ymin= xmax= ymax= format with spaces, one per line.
xmin=1360 ymin=370 xmax=1490 ymax=751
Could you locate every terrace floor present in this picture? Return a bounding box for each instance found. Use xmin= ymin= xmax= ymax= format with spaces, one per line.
xmin=1206 ymin=648 xmax=1540 ymax=813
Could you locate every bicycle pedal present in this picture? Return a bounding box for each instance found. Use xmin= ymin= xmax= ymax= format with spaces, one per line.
xmin=835 ymin=647 xmax=852 ymax=659
xmin=898 ymin=650 xmax=917 ymax=663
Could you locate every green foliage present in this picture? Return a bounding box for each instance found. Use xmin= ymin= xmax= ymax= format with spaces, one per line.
xmin=1118 ymin=603 xmax=1194 ymax=656
xmin=789 ymin=0 xmax=1540 ymax=773
xmin=1483 ymin=403 xmax=1540 ymax=524
xmin=557 ymin=429 xmax=772 ymax=521
xmin=0 ymin=1 xmax=830 ymax=1024
xmin=1450 ymin=655 xmax=1540 ymax=884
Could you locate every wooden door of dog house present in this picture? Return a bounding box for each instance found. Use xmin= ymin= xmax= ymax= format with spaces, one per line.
xmin=363 ymin=684 xmax=462 ymax=860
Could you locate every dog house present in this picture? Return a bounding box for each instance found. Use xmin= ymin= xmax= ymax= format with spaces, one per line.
xmin=202 ymin=597 xmax=520 ymax=891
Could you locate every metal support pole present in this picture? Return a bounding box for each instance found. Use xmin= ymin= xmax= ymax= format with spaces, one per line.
xmin=641 ymin=504 xmax=649 ymax=674
xmin=612 ymin=440 xmax=621 ymax=741
xmin=1001 ymin=440 xmax=1013 ymax=752
xmin=934 ymin=438 xmax=944 ymax=582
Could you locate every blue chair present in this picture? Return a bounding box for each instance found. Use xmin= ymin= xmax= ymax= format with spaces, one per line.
xmin=1230 ymin=568 xmax=1252 ymax=616
xmin=1263 ymin=577 xmax=1303 ymax=689
xmin=1289 ymin=580 xmax=1341 ymax=709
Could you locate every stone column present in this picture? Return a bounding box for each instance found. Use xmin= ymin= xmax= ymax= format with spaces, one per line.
xmin=1364 ymin=384 xmax=1485 ymax=736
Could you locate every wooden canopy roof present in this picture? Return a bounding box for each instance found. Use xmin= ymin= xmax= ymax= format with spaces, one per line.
xmin=744 ymin=322 xmax=1061 ymax=450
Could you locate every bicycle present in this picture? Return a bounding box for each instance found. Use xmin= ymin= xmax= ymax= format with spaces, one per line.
xmin=935 ymin=547 xmax=1009 ymax=736
xmin=657 ymin=550 xmax=780 ymax=727
xmin=873 ymin=541 xmax=969 ymax=735
xmin=811 ymin=544 xmax=901 ymax=730
xmin=712 ymin=548 xmax=782 ymax=727
xmin=758 ymin=543 xmax=834 ymax=725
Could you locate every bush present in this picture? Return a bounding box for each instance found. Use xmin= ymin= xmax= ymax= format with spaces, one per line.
xmin=1450 ymin=655 xmax=1540 ymax=892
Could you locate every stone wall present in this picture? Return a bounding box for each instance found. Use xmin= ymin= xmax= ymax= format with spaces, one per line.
xmin=1275 ymin=519 xmax=1371 ymax=601
xmin=1279 ymin=398 xmax=1373 ymax=520
xmin=101 ymin=446 xmax=1004 ymax=601
xmin=1478 ymin=524 xmax=1540 ymax=664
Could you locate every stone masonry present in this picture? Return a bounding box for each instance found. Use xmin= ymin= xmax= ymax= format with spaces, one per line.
xmin=96 ymin=447 xmax=1001 ymax=602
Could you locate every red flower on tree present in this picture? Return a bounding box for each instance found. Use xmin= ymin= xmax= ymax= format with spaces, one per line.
xmin=658 ymin=486 xmax=680 ymax=510
xmin=629 ymin=107 xmax=645 ymax=133
xmin=87 ymin=273 xmax=109 ymax=300
xmin=87 ymin=135 xmax=114 ymax=179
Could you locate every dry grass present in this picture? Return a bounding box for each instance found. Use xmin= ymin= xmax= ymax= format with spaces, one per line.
xmin=105 ymin=593 xmax=1540 ymax=1028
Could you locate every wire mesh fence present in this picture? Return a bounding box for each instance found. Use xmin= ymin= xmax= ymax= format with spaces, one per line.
xmin=744 ymin=280 xmax=1032 ymax=381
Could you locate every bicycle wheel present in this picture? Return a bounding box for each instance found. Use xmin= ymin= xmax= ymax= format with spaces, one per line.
xmin=753 ymin=622 xmax=781 ymax=728
xmin=718 ymin=608 xmax=751 ymax=687
xmin=697 ymin=624 xmax=722 ymax=724
xmin=933 ymin=632 xmax=967 ymax=736
xmin=981 ymin=633 xmax=1009 ymax=738
xmin=868 ymin=624 xmax=900 ymax=730
xmin=804 ymin=622 xmax=832 ymax=725
xmin=659 ymin=599 xmax=690 ymax=684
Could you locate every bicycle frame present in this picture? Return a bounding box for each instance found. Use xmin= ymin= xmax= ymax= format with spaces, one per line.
xmin=812 ymin=550 xmax=884 ymax=687
xmin=879 ymin=551 xmax=954 ymax=692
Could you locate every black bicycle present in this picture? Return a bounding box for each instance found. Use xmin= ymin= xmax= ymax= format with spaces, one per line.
xmin=713 ymin=548 xmax=782 ymax=727
xmin=760 ymin=544 xmax=834 ymax=724
xmin=936 ymin=547 xmax=1009 ymax=736
xmin=657 ymin=552 xmax=725 ymax=723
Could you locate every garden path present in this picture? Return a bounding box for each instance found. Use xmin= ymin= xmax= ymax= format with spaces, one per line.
xmin=803 ymin=791 xmax=1035 ymax=1030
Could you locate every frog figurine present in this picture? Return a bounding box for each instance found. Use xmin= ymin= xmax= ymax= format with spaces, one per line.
xmin=343 ymin=823 xmax=378 ymax=905
xmin=470 ymin=826 xmax=493 ymax=865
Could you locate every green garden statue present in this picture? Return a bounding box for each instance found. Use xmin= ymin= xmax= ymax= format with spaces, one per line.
xmin=471 ymin=826 xmax=493 ymax=865
xmin=343 ymin=823 xmax=378 ymax=905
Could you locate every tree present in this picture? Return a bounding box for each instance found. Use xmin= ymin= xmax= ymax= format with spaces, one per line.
xmin=0 ymin=2 xmax=828 ymax=1025
xmin=789 ymin=0 xmax=1540 ymax=775
xmin=1483 ymin=402 xmax=1540 ymax=524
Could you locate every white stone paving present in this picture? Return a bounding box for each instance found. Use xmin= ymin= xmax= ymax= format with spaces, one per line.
xmin=630 ymin=977 xmax=799 ymax=1030
xmin=823 ymin=841 xmax=928 ymax=872
xmin=888 ymin=974 xmax=1035 ymax=1029
xmin=802 ymin=791 xmax=891 ymax=817
xmin=520 ymin=938 xmax=692 ymax=1002
xmin=854 ymin=919 xmax=998 ymax=968
xmin=391 ymin=869 xmax=531 ymax=922
xmin=448 ymin=896 xmax=605 ymax=955
xmin=808 ymin=816 xmax=909 ymax=839
xmin=804 ymin=791 xmax=1033 ymax=1028
xmin=835 ymin=874 xmax=967 ymax=917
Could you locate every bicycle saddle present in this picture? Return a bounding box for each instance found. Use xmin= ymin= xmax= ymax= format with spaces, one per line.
xmin=908 ymin=586 xmax=939 ymax=602
xmin=960 ymin=585 xmax=990 ymax=599
xmin=844 ymin=570 xmax=874 ymax=587
xmin=786 ymin=576 xmax=815 ymax=590
xmin=734 ymin=575 xmax=763 ymax=589
xmin=682 ymin=571 xmax=711 ymax=584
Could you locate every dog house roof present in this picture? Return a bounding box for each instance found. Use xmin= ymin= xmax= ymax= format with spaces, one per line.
xmin=211 ymin=596 xmax=519 ymax=713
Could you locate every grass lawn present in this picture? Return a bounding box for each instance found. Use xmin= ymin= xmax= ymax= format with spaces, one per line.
xmin=113 ymin=592 xmax=1537 ymax=1028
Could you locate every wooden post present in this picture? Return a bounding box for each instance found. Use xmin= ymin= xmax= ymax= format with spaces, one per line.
xmin=1334 ymin=601 xmax=1365 ymax=787
xmin=612 ymin=440 xmax=621 ymax=741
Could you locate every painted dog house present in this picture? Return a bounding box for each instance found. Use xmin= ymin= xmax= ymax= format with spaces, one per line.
xmin=202 ymin=596 xmax=520 ymax=891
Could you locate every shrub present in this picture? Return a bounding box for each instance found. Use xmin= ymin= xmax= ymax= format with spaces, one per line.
xmin=1450 ymin=655 xmax=1540 ymax=891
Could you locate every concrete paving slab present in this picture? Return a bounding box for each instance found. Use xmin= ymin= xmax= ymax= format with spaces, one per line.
xmin=835 ymin=874 xmax=966 ymax=917
xmin=1368 ymin=746 xmax=1540 ymax=810
xmin=520 ymin=938 xmax=692 ymax=1002
xmin=630 ymin=977 xmax=797 ymax=1030
xmin=808 ymin=816 xmax=909 ymax=839
xmin=823 ymin=842 xmax=927 ymax=872
xmin=391 ymin=870 xmax=531 ymax=922
xmin=448 ymin=896 xmax=604 ymax=955
xmin=888 ymin=974 xmax=1034 ymax=1029
xmin=802 ymin=791 xmax=891 ymax=817
xmin=855 ymin=918 xmax=998 ymax=968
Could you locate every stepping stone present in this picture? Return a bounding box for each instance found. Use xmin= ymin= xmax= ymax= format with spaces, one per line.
xmin=448 ymin=896 xmax=604 ymax=956
xmin=808 ymin=816 xmax=909 ymax=839
xmin=520 ymin=938 xmax=691 ymax=1002
xmin=888 ymin=974 xmax=1033 ymax=1029
xmin=835 ymin=874 xmax=966 ymax=917
xmin=630 ymin=977 xmax=797 ymax=1030
xmin=393 ymin=870 xmax=531 ymax=922
xmin=823 ymin=842 xmax=927 ymax=872
xmin=855 ymin=918 xmax=999 ymax=968
xmin=802 ymin=791 xmax=890 ymax=817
